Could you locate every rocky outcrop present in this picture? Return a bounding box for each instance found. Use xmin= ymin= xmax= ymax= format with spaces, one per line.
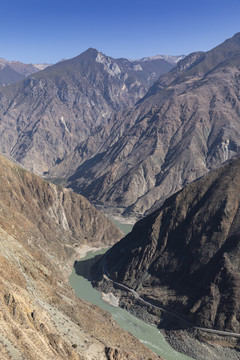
xmin=0 ymin=154 xmax=159 ymax=360
xmin=103 ymin=158 xmax=240 ymax=337
xmin=63 ymin=32 xmax=240 ymax=219
xmin=105 ymin=347 xmax=137 ymax=360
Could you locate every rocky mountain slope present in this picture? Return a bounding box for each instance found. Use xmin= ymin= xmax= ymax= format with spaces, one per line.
xmin=101 ymin=157 xmax=240 ymax=353
xmin=0 ymin=49 xmax=177 ymax=175
xmin=59 ymin=32 xmax=240 ymax=220
xmin=0 ymin=58 xmax=50 ymax=86
xmin=0 ymin=154 xmax=160 ymax=360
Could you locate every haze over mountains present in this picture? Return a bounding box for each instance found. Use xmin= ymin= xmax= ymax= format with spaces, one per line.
xmin=52 ymin=32 xmax=240 ymax=219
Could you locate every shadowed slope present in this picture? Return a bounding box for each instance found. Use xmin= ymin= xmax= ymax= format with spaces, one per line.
xmin=105 ymin=158 xmax=240 ymax=335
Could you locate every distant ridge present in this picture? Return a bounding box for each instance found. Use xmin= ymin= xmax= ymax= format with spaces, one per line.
xmin=137 ymin=54 xmax=185 ymax=64
xmin=0 ymin=57 xmax=51 ymax=85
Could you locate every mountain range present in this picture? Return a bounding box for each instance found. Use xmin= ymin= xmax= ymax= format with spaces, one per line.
xmin=51 ymin=32 xmax=240 ymax=220
xmin=2 ymin=34 xmax=240 ymax=222
xmin=0 ymin=50 xmax=179 ymax=175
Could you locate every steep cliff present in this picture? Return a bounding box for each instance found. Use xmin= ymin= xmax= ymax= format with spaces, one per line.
xmin=0 ymin=155 xmax=159 ymax=360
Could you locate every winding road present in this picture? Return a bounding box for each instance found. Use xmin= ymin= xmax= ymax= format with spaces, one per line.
xmin=102 ymin=256 xmax=240 ymax=339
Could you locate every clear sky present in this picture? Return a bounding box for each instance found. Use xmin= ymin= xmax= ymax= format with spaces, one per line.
xmin=1 ymin=0 xmax=240 ymax=64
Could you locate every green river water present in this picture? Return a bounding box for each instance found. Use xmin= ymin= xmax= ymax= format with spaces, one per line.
xmin=69 ymin=221 xmax=193 ymax=360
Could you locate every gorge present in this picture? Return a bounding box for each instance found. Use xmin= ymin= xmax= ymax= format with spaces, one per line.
xmin=1 ymin=31 xmax=240 ymax=360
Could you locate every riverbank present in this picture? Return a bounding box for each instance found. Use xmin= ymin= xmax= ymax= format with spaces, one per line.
xmin=75 ymin=244 xmax=105 ymax=259
xmin=95 ymin=271 xmax=240 ymax=360
xmin=91 ymin=216 xmax=240 ymax=360
xmin=95 ymin=204 xmax=138 ymax=225
xmin=70 ymin=249 xmax=193 ymax=360
xmin=70 ymin=221 xmax=240 ymax=359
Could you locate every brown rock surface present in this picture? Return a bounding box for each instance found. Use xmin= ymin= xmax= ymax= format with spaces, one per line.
xmin=0 ymin=155 xmax=160 ymax=360
xmin=105 ymin=347 xmax=138 ymax=360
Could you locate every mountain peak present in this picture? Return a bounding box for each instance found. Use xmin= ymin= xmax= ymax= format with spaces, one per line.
xmin=68 ymin=47 xmax=104 ymax=64
xmin=79 ymin=47 xmax=100 ymax=59
xmin=84 ymin=47 xmax=99 ymax=54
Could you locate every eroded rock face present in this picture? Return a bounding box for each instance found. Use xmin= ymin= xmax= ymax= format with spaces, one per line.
xmin=105 ymin=158 xmax=240 ymax=335
xmin=63 ymin=33 xmax=240 ymax=219
xmin=0 ymin=155 xmax=122 ymax=253
xmin=0 ymin=155 xmax=160 ymax=360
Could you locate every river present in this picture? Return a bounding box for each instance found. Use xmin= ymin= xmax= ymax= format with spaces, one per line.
xmin=69 ymin=220 xmax=193 ymax=360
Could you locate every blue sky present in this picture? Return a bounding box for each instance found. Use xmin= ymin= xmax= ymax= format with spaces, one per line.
xmin=0 ymin=0 xmax=240 ymax=63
